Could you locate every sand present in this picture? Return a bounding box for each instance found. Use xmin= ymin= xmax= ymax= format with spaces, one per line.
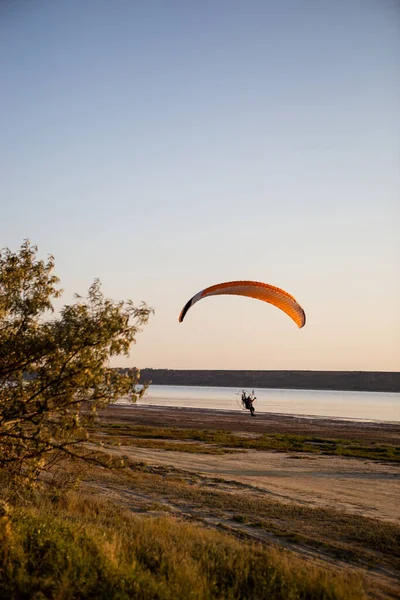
xmin=100 ymin=405 xmax=400 ymax=524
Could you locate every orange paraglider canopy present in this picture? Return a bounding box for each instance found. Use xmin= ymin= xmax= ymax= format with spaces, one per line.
xmin=178 ymin=280 xmax=306 ymax=328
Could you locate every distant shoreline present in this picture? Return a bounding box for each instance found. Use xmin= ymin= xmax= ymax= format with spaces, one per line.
xmin=134 ymin=369 xmax=400 ymax=393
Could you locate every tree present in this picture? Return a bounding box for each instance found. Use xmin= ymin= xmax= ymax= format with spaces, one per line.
xmin=0 ymin=241 xmax=153 ymax=486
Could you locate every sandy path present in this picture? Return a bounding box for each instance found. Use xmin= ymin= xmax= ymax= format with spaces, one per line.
xmin=120 ymin=446 xmax=400 ymax=523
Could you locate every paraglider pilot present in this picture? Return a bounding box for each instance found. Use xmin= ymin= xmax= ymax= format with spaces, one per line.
xmin=241 ymin=390 xmax=256 ymax=417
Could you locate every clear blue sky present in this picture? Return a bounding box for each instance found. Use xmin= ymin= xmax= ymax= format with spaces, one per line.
xmin=1 ymin=0 xmax=399 ymax=371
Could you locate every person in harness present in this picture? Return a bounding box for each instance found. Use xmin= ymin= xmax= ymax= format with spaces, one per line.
xmin=241 ymin=390 xmax=256 ymax=417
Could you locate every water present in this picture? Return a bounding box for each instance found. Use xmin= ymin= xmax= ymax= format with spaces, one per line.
xmin=117 ymin=385 xmax=400 ymax=423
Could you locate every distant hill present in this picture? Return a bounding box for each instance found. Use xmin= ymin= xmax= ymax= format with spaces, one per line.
xmin=134 ymin=370 xmax=400 ymax=393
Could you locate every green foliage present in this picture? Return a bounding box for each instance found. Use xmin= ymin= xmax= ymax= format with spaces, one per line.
xmin=0 ymin=241 xmax=152 ymax=487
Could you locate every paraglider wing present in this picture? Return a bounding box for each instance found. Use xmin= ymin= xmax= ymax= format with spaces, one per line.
xmin=178 ymin=280 xmax=306 ymax=328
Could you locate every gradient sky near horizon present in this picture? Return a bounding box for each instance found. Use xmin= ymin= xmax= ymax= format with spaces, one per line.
xmin=1 ymin=0 xmax=399 ymax=371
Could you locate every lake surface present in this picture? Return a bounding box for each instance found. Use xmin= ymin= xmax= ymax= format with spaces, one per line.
xmin=117 ymin=385 xmax=400 ymax=423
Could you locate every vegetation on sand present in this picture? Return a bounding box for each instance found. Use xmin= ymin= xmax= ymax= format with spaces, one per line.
xmin=94 ymin=423 xmax=400 ymax=462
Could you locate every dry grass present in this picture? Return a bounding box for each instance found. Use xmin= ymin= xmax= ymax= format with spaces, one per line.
xmin=88 ymin=457 xmax=400 ymax=572
xmin=0 ymin=488 xmax=367 ymax=600
xmin=91 ymin=424 xmax=400 ymax=462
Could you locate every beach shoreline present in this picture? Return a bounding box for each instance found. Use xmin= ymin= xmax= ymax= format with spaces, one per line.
xmin=101 ymin=403 xmax=400 ymax=443
xmin=96 ymin=403 xmax=400 ymax=524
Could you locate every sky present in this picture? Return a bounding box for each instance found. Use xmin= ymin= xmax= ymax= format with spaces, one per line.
xmin=1 ymin=0 xmax=399 ymax=371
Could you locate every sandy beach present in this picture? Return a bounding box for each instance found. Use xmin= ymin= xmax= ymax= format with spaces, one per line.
xmin=100 ymin=404 xmax=400 ymax=523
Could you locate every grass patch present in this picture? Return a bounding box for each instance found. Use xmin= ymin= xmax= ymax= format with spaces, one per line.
xmin=108 ymin=438 xmax=229 ymax=454
xmin=101 ymin=458 xmax=400 ymax=571
xmin=0 ymin=492 xmax=366 ymax=600
xmin=232 ymin=514 xmax=248 ymax=524
xmin=93 ymin=424 xmax=400 ymax=462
